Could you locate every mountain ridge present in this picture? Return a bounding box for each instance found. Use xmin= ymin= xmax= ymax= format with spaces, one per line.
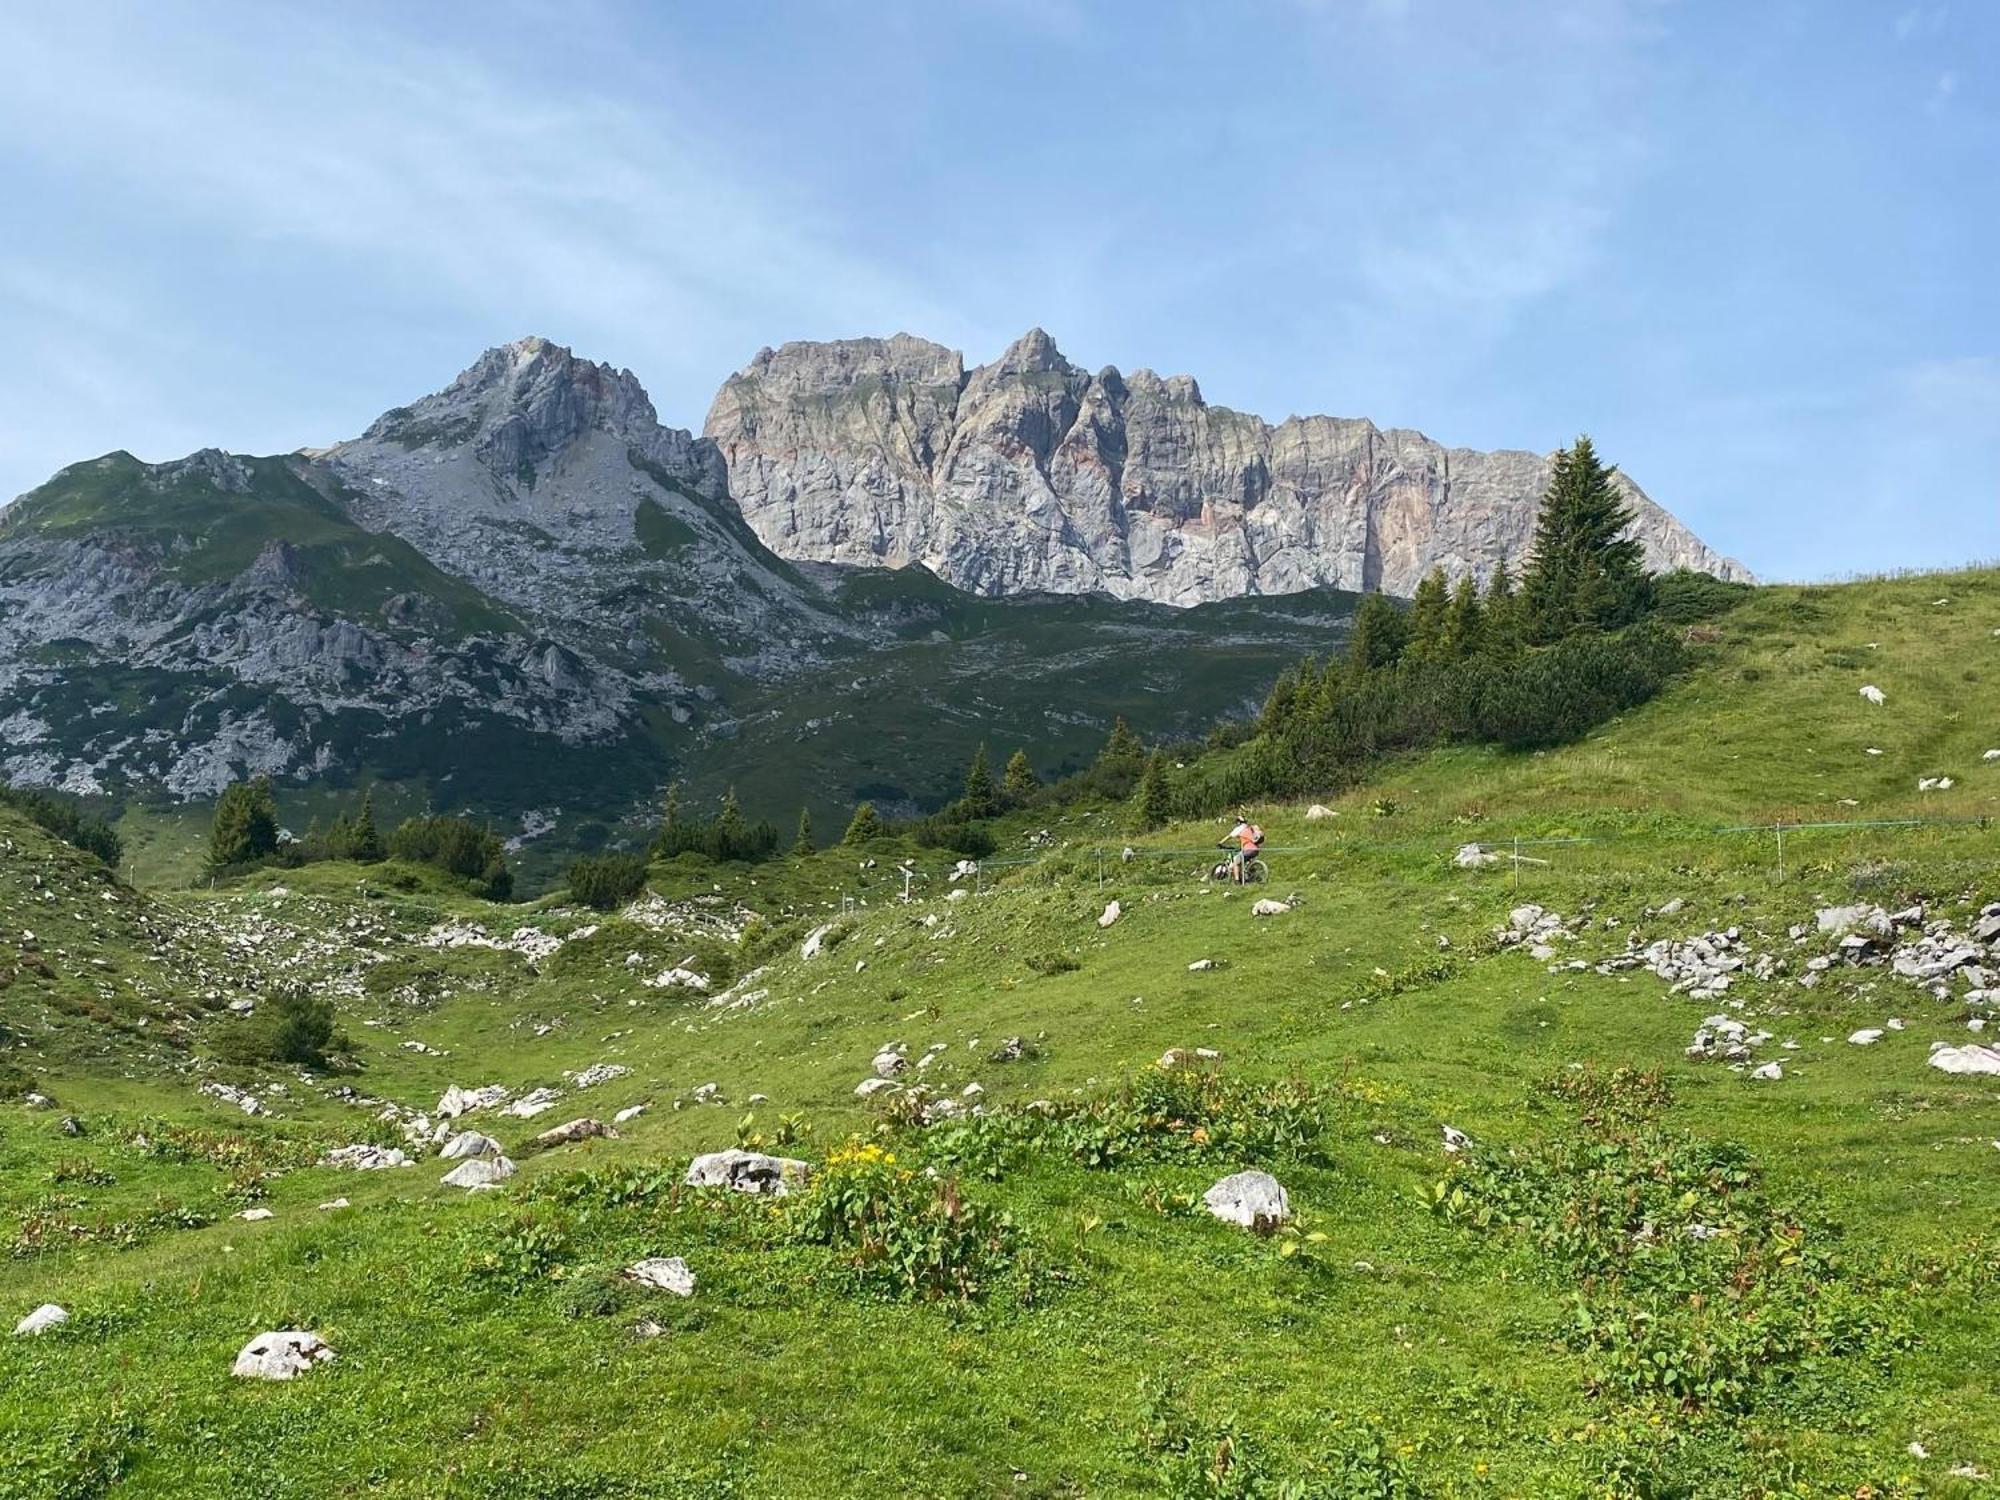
xmin=706 ymin=327 xmax=1750 ymax=604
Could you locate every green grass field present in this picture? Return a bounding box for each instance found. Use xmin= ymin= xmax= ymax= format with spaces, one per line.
xmin=1 ymin=570 xmax=1996 ymax=1498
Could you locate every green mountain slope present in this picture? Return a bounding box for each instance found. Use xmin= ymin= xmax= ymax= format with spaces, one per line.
xmin=2 ymin=569 xmax=1996 ymax=1495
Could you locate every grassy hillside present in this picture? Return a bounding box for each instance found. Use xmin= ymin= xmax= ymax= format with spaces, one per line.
xmin=1 ymin=570 xmax=1996 ymax=1497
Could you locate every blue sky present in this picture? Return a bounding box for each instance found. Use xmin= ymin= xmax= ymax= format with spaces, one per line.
xmin=1 ymin=0 xmax=1993 ymax=580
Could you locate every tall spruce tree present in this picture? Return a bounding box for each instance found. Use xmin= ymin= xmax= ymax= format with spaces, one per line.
xmin=350 ymin=788 xmax=384 ymax=863
xmin=1404 ymin=567 xmax=1450 ymax=664
xmin=961 ymin=743 xmax=1000 ymax=819
xmin=793 ymin=808 xmax=815 ymax=856
xmin=1440 ymin=575 xmax=1484 ymax=660
xmin=1131 ymin=750 xmax=1172 ymax=832
xmin=1483 ymin=561 xmax=1523 ymax=658
xmin=1520 ymin=435 xmax=1651 ymax=641
xmin=1345 ymin=593 xmax=1409 ymax=679
xmin=1002 ymin=749 xmax=1039 ymax=801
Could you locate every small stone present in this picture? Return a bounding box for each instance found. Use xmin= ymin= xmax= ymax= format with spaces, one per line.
xmin=534 ymin=1118 xmax=615 ymax=1150
xmin=235 ymin=1207 xmax=274 ymax=1222
xmin=1251 ymin=898 xmax=1291 ymax=917
xmin=613 ymin=1104 xmax=649 ymax=1124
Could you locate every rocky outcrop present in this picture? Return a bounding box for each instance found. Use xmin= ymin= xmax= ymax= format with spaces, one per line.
xmin=707 ymin=329 xmax=1750 ymax=604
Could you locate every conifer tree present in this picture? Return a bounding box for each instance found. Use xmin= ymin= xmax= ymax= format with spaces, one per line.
xmin=1520 ymin=435 xmax=1651 ymax=641
xmin=842 ymin=801 xmax=883 ymax=845
xmin=1345 ymin=593 xmax=1409 ymax=679
xmin=1404 ymin=567 xmax=1450 ymax=664
xmin=350 ymin=788 xmax=384 ymax=863
xmin=793 ymin=808 xmax=815 ymax=856
xmin=1440 ymin=575 xmax=1484 ymax=660
xmin=1131 ymin=750 xmax=1172 ymax=832
xmin=1093 ymin=716 xmax=1147 ymax=798
xmin=961 ymin=743 xmax=1000 ymax=819
xmin=1002 ymin=749 xmax=1039 ymax=801
xmin=1483 ymin=561 xmax=1523 ymax=657
xmin=653 ymin=784 xmax=685 ymax=858
xmin=208 ymin=776 xmax=279 ymax=871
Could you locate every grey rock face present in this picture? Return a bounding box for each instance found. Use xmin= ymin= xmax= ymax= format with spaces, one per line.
xmin=707 ymin=329 xmax=1750 ymax=605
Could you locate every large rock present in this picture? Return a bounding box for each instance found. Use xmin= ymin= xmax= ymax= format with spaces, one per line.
xmin=231 ymin=1330 xmax=335 ymax=1381
xmin=706 ymin=329 xmax=1748 ymax=605
xmin=441 ymin=1155 xmax=517 ymax=1189
xmin=1202 ymin=1170 xmax=1291 ymax=1231
xmin=436 ymin=1084 xmax=509 ymax=1120
xmin=625 ymin=1257 xmax=696 ymax=1296
xmin=13 ymin=1304 xmax=67 ymax=1336
xmin=684 ymin=1148 xmax=810 ymax=1197
xmin=1928 ymin=1044 xmax=2000 ymax=1076
xmin=533 ymin=1118 xmax=615 ymax=1150
xmin=438 ymin=1130 xmax=503 ymax=1160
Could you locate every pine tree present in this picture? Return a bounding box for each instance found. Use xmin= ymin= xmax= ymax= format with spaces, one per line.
xmin=350 ymin=788 xmax=384 ymax=863
xmin=1131 ymin=750 xmax=1172 ymax=832
xmin=1404 ymin=567 xmax=1450 ymax=664
xmin=961 ymin=743 xmax=999 ymax=819
xmin=208 ymin=776 xmax=279 ymax=871
xmin=793 ymin=808 xmax=815 ymax=856
xmin=1258 ymin=663 xmax=1301 ymax=737
xmin=653 ymin=784 xmax=685 ymax=858
xmin=711 ymin=788 xmax=749 ymax=859
xmin=1520 ymin=435 xmax=1651 ymax=642
xmin=1345 ymin=594 xmax=1409 ymax=679
xmin=1002 ymin=749 xmax=1039 ymax=801
xmin=842 ymin=801 xmax=883 ymax=845
xmin=1440 ymin=575 xmax=1484 ymax=660
xmin=1093 ymin=716 xmax=1147 ymax=798
xmin=1483 ymin=561 xmax=1523 ymax=658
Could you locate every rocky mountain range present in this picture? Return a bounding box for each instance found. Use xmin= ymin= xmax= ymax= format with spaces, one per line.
xmin=707 ymin=328 xmax=1749 ymax=604
xmin=0 ymin=339 xmax=1359 ymax=859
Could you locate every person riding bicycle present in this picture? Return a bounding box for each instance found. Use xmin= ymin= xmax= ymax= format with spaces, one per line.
xmin=1219 ymin=813 xmax=1265 ymax=884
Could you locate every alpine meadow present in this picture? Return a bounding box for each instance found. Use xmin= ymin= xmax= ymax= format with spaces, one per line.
xmin=3 ymin=5 xmax=1998 ymax=1498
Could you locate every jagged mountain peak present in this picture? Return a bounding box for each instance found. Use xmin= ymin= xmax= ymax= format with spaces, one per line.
xmin=355 ymin=335 xmax=660 ymax=469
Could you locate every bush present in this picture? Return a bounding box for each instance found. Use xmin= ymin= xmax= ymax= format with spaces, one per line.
xmin=387 ymin=815 xmax=513 ymax=899
xmin=212 ymin=987 xmax=344 ymax=1070
xmin=0 ymin=786 xmax=123 ymax=867
xmin=784 ymin=1139 xmax=1016 ymax=1301
xmin=567 ymin=852 xmax=648 ymax=910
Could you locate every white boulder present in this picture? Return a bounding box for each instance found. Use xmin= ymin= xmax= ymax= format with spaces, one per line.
xmin=625 ymin=1257 xmax=695 ymax=1297
xmin=231 ymin=1330 xmax=335 ymax=1381
xmin=1251 ymin=898 xmax=1291 ymax=917
xmin=1859 ymin=684 xmax=1886 ymax=705
xmin=13 ymin=1304 xmax=67 ymax=1336
xmin=439 ymin=1130 xmax=503 ymax=1160
xmin=441 ymin=1155 xmax=517 ymax=1189
xmin=685 ymin=1148 xmax=810 ymax=1196
xmin=1928 ymin=1043 xmax=2000 ymax=1076
xmin=1098 ymin=901 xmax=1122 ymax=928
xmin=1202 ymin=1170 xmax=1291 ymax=1231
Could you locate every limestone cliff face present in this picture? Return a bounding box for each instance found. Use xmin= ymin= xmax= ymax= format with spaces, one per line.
xmin=706 ymin=329 xmax=1751 ymax=602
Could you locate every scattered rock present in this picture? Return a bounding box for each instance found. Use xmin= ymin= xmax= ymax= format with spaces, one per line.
xmin=1098 ymin=901 xmax=1122 ymax=928
xmin=625 ymin=1257 xmax=696 ymax=1296
xmin=1848 ymin=1029 xmax=1885 ymax=1046
xmin=1157 ymin=1047 xmax=1221 ymax=1070
xmin=989 ymin=1036 xmax=1029 ymax=1063
xmin=437 ymin=1083 xmax=509 ymax=1120
xmin=13 ymin=1304 xmax=67 ymax=1336
xmin=1453 ymin=843 xmax=1499 ymax=868
xmin=1859 ymin=684 xmax=1886 ymax=705
xmin=320 ymin=1144 xmax=412 ymax=1171
xmin=1202 ymin=1170 xmax=1291 ymax=1231
xmin=235 ymin=1207 xmax=274 ymax=1222
xmin=567 ymin=1063 xmax=630 ymax=1090
xmin=439 ymin=1130 xmax=503 ymax=1160
xmin=800 ymin=923 xmax=838 ymax=960
xmin=684 ymin=1149 xmax=810 ymax=1196
xmin=1751 ymin=1061 xmax=1784 ymax=1081
xmin=613 ymin=1103 xmax=650 ymax=1125
xmin=441 ymin=1155 xmax=517 ymax=1189
xmin=317 ymin=1198 xmax=350 ymax=1211
xmin=1187 ymin=958 xmax=1216 ymax=972
xmin=1441 ymin=1125 xmax=1470 ymax=1154
xmin=855 ymin=1077 xmax=901 ymax=1097
xmin=1816 ymin=905 xmax=1892 ymax=938
xmin=231 ymin=1330 xmax=335 ymax=1381
xmin=534 ymin=1118 xmax=616 ymax=1149
xmin=1305 ymin=804 xmax=1337 ymax=820
xmin=505 ymin=1087 xmax=565 ymax=1119
xmin=1251 ymin=898 xmax=1290 ymax=917
xmin=1927 ymin=1043 xmax=2000 ymax=1076
xmin=872 ymin=1049 xmax=908 ymax=1079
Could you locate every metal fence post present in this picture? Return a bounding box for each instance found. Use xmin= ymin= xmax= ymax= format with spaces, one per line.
xmin=1776 ymin=823 xmax=1785 ymax=883
xmin=1512 ymin=836 xmax=1521 ymax=892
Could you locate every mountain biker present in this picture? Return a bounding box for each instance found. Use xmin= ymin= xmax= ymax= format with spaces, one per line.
xmin=1218 ymin=813 xmax=1264 ymax=884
